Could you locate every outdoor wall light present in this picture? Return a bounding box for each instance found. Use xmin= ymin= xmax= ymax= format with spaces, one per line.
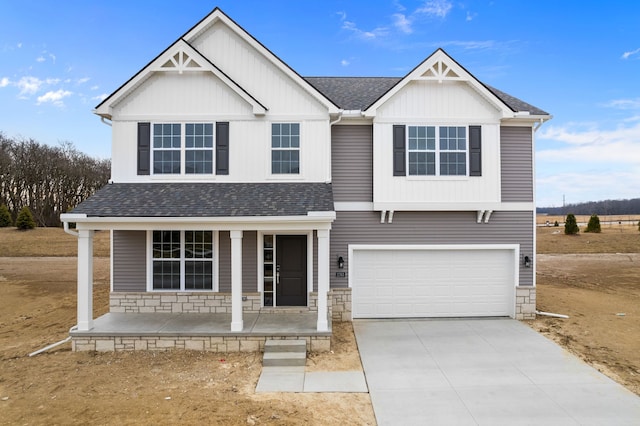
xmin=337 ymin=256 xmax=345 ymax=269
xmin=524 ymin=255 xmax=531 ymax=268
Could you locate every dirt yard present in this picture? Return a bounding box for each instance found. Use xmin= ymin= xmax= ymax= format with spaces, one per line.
xmin=1 ymin=224 xmax=639 ymax=424
xmin=0 ymin=228 xmax=374 ymax=425
xmin=531 ymin=224 xmax=640 ymax=396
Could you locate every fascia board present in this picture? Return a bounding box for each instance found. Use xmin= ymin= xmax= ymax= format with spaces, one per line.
xmin=183 ymin=9 xmax=340 ymax=115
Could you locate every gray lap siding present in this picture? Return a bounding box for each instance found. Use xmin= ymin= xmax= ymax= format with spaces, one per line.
xmin=112 ymin=230 xmax=258 ymax=293
xmin=329 ymin=210 xmax=534 ymax=289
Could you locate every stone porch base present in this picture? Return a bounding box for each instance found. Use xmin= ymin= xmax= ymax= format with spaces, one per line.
xmin=72 ymin=335 xmax=331 ymax=353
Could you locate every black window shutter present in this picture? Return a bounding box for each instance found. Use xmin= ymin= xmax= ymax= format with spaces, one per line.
xmin=469 ymin=125 xmax=482 ymax=177
xmin=392 ymin=125 xmax=406 ymax=176
xmin=137 ymin=122 xmax=151 ymax=175
xmin=216 ymin=122 xmax=229 ymax=175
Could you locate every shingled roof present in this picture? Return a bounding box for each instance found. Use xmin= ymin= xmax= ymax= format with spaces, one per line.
xmin=304 ymin=77 xmax=549 ymax=116
xmin=70 ymin=183 xmax=334 ymax=217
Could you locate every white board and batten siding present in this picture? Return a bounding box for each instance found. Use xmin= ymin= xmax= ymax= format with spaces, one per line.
xmin=189 ymin=20 xmax=328 ymax=118
xmin=350 ymin=245 xmax=517 ymax=319
xmin=372 ymin=80 xmax=504 ymax=206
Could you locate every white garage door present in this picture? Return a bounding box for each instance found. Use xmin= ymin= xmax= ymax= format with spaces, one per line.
xmin=351 ymin=246 xmax=516 ymax=318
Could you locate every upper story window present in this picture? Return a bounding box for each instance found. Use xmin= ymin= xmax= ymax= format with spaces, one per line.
xmin=271 ymin=123 xmax=300 ymax=174
xmin=153 ymin=123 xmax=214 ymax=175
xmin=407 ymin=126 xmax=467 ymax=176
xmin=185 ymin=123 xmax=214 ymax=174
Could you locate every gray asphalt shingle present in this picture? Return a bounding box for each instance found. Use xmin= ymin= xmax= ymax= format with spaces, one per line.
xmin=70 ymin=182 xmax=334 ymax=217
xmin=304 ymin=77 xmax=549 ymax=115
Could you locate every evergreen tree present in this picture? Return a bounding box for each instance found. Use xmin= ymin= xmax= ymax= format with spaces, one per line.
xmin=564 ymin=213 xmax=579 ymax=235
xmin=585 ymin=214 xmax=601 ymax=233
xmin=0 ymin=204 xmax=11 ymax=227
xmin=15 ymin=206 xmax=36 ymax=230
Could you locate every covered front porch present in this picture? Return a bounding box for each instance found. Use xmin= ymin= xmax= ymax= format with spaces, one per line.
xmin=70 ymin=311 xmax=332 ymax=352
xmin=61 ymin=182 xmax=337 ymax=351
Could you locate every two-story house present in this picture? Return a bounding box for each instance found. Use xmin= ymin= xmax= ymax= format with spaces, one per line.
xmin=61 ymin=8 xmax=550 ymax=352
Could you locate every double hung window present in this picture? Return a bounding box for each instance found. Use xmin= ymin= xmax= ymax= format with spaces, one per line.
xmin=153 ymin=123 xmax=214 ymax=175
xmin=152 ymin=230 xmax=214 ymax=290
xmin=271 ymin=123 xmax=300 ymax=174
xmin=407 ymin=126 xmax=467 ymax=176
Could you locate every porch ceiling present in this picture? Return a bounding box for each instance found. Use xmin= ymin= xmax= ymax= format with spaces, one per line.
xmin=68 ymin=182 xmax=334 ymax=218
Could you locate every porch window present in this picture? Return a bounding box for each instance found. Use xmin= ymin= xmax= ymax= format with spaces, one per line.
xmin=407 ymin=126 xmax=467 ymax=176
xmin=271 ymin=123 xmax=300 ymax=174
xmin=152 ymin=230 xmax=213 ymax=290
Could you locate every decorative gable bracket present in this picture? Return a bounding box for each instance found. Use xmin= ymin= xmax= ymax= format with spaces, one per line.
xmin=417 ymin=59 xmax=463 ymax=83
xmin=95 ymin=38 xmax=267 ymax=118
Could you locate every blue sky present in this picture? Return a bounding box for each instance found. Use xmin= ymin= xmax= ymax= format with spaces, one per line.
xmin=1 ymin=1 xmax=639 ymax=207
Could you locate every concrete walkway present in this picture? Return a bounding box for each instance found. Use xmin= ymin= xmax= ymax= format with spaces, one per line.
xmin=255 ymin=367 xmax=368 ymax=393
xmin=354 ymin=318 xmax=640 ymax=426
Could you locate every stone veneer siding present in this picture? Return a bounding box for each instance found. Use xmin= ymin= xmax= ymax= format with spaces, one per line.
xmin=72 ymin=335 xmax=331 ymax=353
xmin=515 ymin=286 xmax=536 ymax=320
xmin=109 ymin=287 xmax=530 ymax=320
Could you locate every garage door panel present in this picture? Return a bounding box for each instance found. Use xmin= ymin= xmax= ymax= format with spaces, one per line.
xmin=352 ymin=247 xmax=515 ymax=318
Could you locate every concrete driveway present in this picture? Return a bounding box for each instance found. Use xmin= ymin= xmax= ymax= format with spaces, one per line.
xmin=354 ymin=318 xmax=640 ymax=425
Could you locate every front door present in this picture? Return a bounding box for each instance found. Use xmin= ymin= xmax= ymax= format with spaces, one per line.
xmin=276 ymin=235 xmax=307 ymax=306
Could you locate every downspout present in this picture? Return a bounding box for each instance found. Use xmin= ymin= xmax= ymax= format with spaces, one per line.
xmin=533 ymin=118 xmax=544 ymax=132
xmin=63 ymin=220 xmax=79 ymax=237
xmin=330 ymin=110 xmax=344 ymax=126
xmin=100 ymin=116 xmax=112 ymax=127
xmin=29 ymin=325 xmax=78 ymax=356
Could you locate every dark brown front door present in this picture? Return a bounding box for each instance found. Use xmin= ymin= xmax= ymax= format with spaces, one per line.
xmin=276 ymin=235 xmax=307 ymax=306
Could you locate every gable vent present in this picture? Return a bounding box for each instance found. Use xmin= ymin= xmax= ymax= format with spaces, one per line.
xmin=420 ymin=60 xmax=461 ymax=83
xmin=160 ymin=51 xmax=202 ymax=73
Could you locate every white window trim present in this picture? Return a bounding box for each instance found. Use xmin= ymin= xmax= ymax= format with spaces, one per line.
xmin=146 ymin=230 xmax=219 ymax=292
xmin=151 ymin=122 xmax=215 ymax=177
xmin=406 ymin=125 xmax=469 ymax=178
xmin=268 ymin=122 xmax=302 ymax=179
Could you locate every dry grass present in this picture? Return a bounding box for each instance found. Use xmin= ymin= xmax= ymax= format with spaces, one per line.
xmin=537 ymin=214 xmax=640 ymax=226
xmin=537 ymin=224 xmax=640 ymax=254
xmin=0 ymin=227 xmax=110 ymax=257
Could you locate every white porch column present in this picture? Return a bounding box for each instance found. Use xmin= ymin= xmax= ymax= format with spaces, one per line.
xmin=77 ymin=229 xmax=94 ymax=331
xmin=230 ymin=230 xmax=244 ymax=332
xmin=316 ymin=229 xmax=330 ymax=332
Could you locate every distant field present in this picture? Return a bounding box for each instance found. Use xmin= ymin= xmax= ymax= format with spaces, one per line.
xmin=537 ymin=224 xmax=639 ymax=254
xmin=537 ymin=214 xmax=640 ymax=227
xmin=0 ymin=227 xmax=110 ymax=257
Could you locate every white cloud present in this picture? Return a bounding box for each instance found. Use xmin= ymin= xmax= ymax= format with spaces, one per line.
xmin=621 ymin=47 xmax=640 ymax=59
xmin=0 ymin=77 xmax=9 ymax=88
xmin=16 ymin=76 xmax=43 ymax=95
xmin=416 ymin=0 xmax=453 ymax=18
xmin=537 ymin=121 xmax=640 ymax=164
xmin=92 ymin=93 xmax=108 ymax=102
xmin=17 ymin=42 xmax=22 ymax=48
xmin=537 ymin=170 xmax=640 ymax=206
xmin=392 ymin=13 xmax=413 ymax=34
xmin=341 ymin=59 xmax=350 ymax=66
xmin=77 ymin=77 xmax=90 ymax=85
xmin=90 ymin=85 xmax=99 ymax=91
xmin=603 ymin=98 xmax=640 ymax=110
xmin=466 ymin=11 xmax=477 ymax=21
xmin=36 ymin=56 xmax=46 ymax=63
xmin=37 ymin=89 xmax=72 ymax=106
xmin=437 ymin=40 xmax=497 ymax=50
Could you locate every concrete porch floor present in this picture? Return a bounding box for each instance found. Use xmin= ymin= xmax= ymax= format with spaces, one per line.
xmin=70 ymin=312 xmax=332 ymax=338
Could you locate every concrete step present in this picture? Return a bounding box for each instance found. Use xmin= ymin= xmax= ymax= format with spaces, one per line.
xmin=264 ymin=339 xmax=307 ymax=353
xmin=263 ymin=351 xmax=306 ymax=367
